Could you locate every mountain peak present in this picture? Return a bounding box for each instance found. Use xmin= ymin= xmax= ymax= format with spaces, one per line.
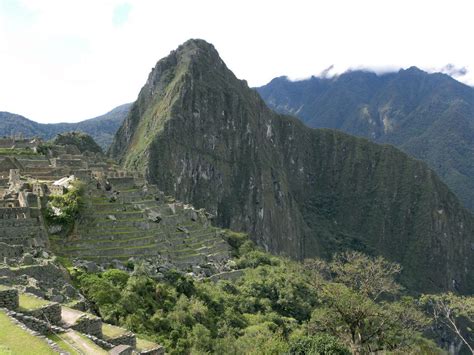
xmin=164 ymin=38 xmax=222 ymax=71
xmin=400 ymin=66 xmax=426 ymax=75
xmin=111 ymin=40 xmax=474 ymax=293
xmin=177 ymin=38 xmax=218 ymax=54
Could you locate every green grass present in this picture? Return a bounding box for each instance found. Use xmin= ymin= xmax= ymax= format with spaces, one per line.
xmin=18 ymin=293 xmax=51 ymax=311
xmin=0 ymin=148 xmax=38 ymax=156
xmin=136 ymin=337 xmax=160 ymax=351
xmin=62 ymin=242 xmax=159 ymax=253
xmin=0 ymin=285 xmax=12 ymax=291
xmin=0 ymin=311 xmax=56 ymax=355
xmin=102 ymin=323 xmax=128 ymax=338
xmin=46 ymin=334 xmax=80 ymax=355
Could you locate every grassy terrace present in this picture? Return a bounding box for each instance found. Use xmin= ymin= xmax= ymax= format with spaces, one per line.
xmin=62 ymin=243 xmax=161 ymax=255
xmin=56 ymin=331 xmax=108 ymax=355
xmin=18 ymin=293 xmax=51 ymax=311
xmin=136 ymin=337 xmax=160 ymax=351
xmin=0 ymin=148 xmax=38 ymax=156
xmin=0 ymin=311 xmax=56 ymax=355
xmin=61 ymin=240 xmax=162 ymax=252
xmin=102 ymin=323 xmax=128 ymax=339
xmin=47 ymin=334 xmax=80 ymax=355
xmin=60 ymin=234 xmax=162 ymax=247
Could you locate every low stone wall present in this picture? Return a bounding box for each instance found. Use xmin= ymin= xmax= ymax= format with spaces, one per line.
xmin=71 ymin=314 xmax=103 ymax=338
xmin=11 ymin=311 xmax=49 ymax=334
xmin=24 ymin=302 xmax=62 ymax=325
xmin=82 ymin=332 xmax=114 ymax=349
xmin=0 ymin=242 xmax=24 ymax=258
xmin=5 ymin=308 xmax=66 ymax=335
xmin=107 ymin=332 xmax=136 ymax=348
xmin=110 ymin=345 xmax=133 ymax=355
xmin=1 ymin=308 xmax=65 ymax=353
xmin=139 ymin=346 xmax=166 ymax=355
xmin=0 ymin=287 xmax=19 ymax=309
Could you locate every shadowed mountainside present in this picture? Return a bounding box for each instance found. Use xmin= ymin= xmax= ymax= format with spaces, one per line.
xmin=257 ymin=70 xmax=474 ymax=211
xmin=110 ymin=39 xmax=474 ymax=294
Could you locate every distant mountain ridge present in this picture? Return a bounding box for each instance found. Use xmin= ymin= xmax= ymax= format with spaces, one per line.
xmin=257 ymin=68 xmax=474 ymax=211
xmin=0 ymin=103 xmax=132 ymax=149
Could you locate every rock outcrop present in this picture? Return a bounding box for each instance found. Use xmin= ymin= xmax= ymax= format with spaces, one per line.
xmin=110 ymin=39 xmax=474 ymax=293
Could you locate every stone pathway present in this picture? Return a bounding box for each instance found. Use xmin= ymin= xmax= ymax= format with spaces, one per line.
xmin=62 ymin=330 xmax=107 ymax=355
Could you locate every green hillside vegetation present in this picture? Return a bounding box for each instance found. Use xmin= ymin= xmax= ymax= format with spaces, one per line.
xmin=45 ymin=181 xmax=85 ymax=231
xmin=52 ymin=131 xmax=103 ymax=154
xmin=257 ymin=69 xmax=474 ymax=211
xmin=110 ymin=39 xmax=474 ymax=294
xmin=70 ymin=240 xmax=448 ymax=354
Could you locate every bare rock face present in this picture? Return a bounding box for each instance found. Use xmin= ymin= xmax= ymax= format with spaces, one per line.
xmin=110 ymin=39 xmax=474 ymax=293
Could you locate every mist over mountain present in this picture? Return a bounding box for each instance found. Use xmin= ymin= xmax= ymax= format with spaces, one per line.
xmin=110 ymin=39 xmax=474 ymax=294
xmin=0 ymin=103 xmax=131 ymax=149
xmin=257 ymin=69 xmax=474 ymax=211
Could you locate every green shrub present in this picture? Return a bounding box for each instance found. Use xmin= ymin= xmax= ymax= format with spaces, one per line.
xmin=45 ymin=181 xmax=84 ymax=229
xmin=289 ymin=334 xmax=350 ymax=355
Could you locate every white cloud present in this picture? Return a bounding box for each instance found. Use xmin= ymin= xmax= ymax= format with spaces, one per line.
xmin=0 ymin=0 xmax=473 ymax=123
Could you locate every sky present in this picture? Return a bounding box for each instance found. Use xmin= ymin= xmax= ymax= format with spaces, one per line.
xmin=0 ymin=0 xmax=473 ymax=123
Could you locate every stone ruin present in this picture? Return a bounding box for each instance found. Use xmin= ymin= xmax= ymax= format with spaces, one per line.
xmin=0 ymin=136 xmax=235 ymax=288
xmin=0 ymin=136 xmax=234 ymax=354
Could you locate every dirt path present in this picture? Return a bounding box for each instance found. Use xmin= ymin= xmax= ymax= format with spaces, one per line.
xmin=61 ymin=306 xmax=84 ymax=326
xmin=62 ymin=330 xmax=107 ymax=355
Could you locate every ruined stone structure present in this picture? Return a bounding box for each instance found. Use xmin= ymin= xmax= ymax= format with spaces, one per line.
xmin=0 ymin=136 xmax=42 ymax=150
xmin=0 ymin=137 xmax=225 ymax=354
xmin=51 ymin=173 xmax=232 ymax=274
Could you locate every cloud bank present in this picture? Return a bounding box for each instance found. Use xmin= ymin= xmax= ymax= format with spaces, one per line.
xmin=0 ymin=0 xmax=473 ymax=123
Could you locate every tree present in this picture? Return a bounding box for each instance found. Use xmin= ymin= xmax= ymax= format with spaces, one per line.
xmin=305 ymin=251 xmax=402 ymax=301
xmin=307 ymin=252 xmax=429 ymax=354
xmin=421 ymin=293 xmax=474 ymax=354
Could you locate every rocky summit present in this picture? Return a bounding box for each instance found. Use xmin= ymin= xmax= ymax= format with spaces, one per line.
xmin=110 ymin=39 xmax=474 ymax=294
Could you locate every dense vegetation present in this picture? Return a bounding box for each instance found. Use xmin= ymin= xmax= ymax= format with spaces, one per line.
xmin=69 ymin=237 xmax=456 ymax=354
xmin=45 ymin=181 xmax=84 ymax=229
xmin=257 ymin=69 xmax=474 ymax=212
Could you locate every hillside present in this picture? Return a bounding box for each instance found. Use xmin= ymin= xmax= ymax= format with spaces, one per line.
xmin=110 ymin=39 xmax=474 ymax=294
xmin=257 ymin=70 xmax=474 ymax=211
xmin=52 ymin=131 xmax=103 ymax=154
xmin=0 ymin=103 xmax=131 ymax=149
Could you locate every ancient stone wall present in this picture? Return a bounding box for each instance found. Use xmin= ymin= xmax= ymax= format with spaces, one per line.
xmin=0 ymin=207 xmax=30 ymax=219
xmin=139 ymin=346 xmax=165 ymax=355
xmin=0 ymin=242 xmax=24 ymax=258
xmin=24 ymin=302 xmax=62 ymax=325
xmin=1 ymin=308 xmax=65 ymax=352
xmin=83 ymin=332 xmax=114 ymax=349
xmin=71 ymin=314 xmax=103 ymax=338
xmin=0 ymin=287 xmax=19 ymax=309
xmin=108 ymin=332 xmax=137 ymax=348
